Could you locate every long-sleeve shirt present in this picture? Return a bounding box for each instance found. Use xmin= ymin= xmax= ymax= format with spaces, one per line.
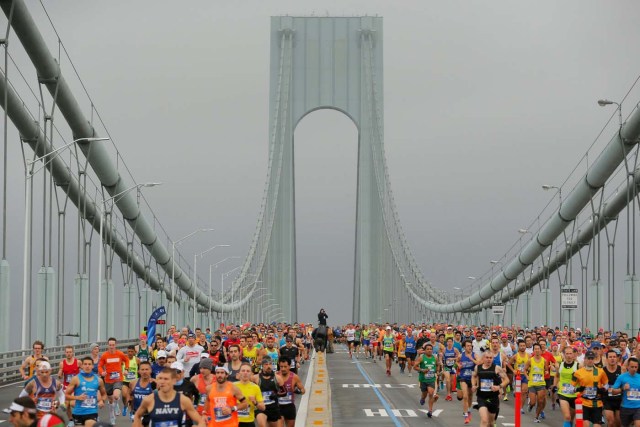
xmin=98 ymin=350 xmax=129 ymax=383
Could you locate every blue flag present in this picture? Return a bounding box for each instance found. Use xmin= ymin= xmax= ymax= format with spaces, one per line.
xmin=147 ymin=306 xmax=166 ymax=347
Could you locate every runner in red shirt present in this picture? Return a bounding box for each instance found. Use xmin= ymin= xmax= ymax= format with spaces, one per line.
xmin=57 ymin=345 xmax=79 ymax=420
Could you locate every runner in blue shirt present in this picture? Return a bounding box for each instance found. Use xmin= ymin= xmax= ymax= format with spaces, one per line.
xmin=611 ymin=357 xmax=640 ymax=427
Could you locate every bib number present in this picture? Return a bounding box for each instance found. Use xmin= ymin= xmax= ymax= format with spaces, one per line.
xmin=278 ymin=392 xmax=293 ymax=405
xmin=125 ymin=371 xmax=137 ymax=381
xmin=584 ymin=386 xmax=597 ymax=399
xmin=480 ymin=379 xmax=493 ymax=392
xmin=36 ymin=398 xmax=53 ymax=412
xmin=81 ymin=397 xmax=96 ymax=408
xmin=262 ymin=391 xmax=275 ymax=405
xmin=532 ymin=374 xmax=543 ymax=383
xmin=109 ymin=371 xmax=120 ymax=380
xmin=214 ymin=407 xmax=231 ymax=422
xmin=628 ymin=389 xmax=640 ymax=401
xmin=561 ymin=384 xmax=575 ymax=395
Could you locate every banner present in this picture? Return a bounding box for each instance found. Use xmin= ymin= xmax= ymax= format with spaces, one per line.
xmin=147 ymin=306 xmax=167 ymax=347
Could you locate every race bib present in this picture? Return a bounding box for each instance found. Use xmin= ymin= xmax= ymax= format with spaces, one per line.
xmin=425 ymin=370 xmax=435 ymax=379
xmin=480 ymin=379 xmax=493 ymax=392
xmin=532 ymin=374 xmax=543 ymax=383
xmin=237 ymin=408 xmax=250 ymax=417
xmin=198 ymin=395 xmax=207 ymax=406
xmin=628 ymin=389 xmax=640 ymax=401
xmin=583 ymin=386 xmax=597 ymax=399
xmin=262 ymin=391 xmax=275 ymax=405
xmin=561 ymin=384 xmax=575 ymax=395
xmin=36 ymin=398 xmax=52 ymax=412
xmin=80 ymin=397 xmax=96 ymax=408
xmin=65 ymin=374 xmax=74 ymax=384
xmin=125 ymin=371 xmax=137 ymax=381
xmin=109 ymin=371 xmax=120 ymax=380
xmin=154 ymin=421 xmax=178 ymax=427
xmin=214 ymin=407 xmax=231 ymax=422
xmin=446 ymin=358 xmax=455 ymax=367
xmin=462 ymin=369 xmax=473 ymax=378
xmin=278 ymin=392 xmax=293 ymax=405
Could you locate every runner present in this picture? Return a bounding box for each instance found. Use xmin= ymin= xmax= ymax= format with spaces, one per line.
xmin=457 ymin=340 xmax=476 ymax=424
xmin=382 ymin=326 xmax=395 ymax=376
xmin=262 ymin=336 xmax=279 ymax=373
xmin=253 ymin=357 xmax=283 ymax=427
xmin=275 ymin=358 xmax=305 ymax=427
xmin=177 ymin=333 xmax=204 ymax=379
xmin=611 ymin=357 xmax=640 ymax=427
xmin=234 ymin=363 xmax=265 ymax=427
xmin=57 ymin=345 xmax=79 ymax=420
xmin=278 ymin=338 xmax=300 ymax=375
xmin=396 ymin=332 xmax=407 ymax=375
xmin=571 ymin=350 xmax=608 ymax=427
xmin=121 ymin=345 xmax=139 ymax=416
xmin=550 ymin=341 xmax=563 ymax=410
xmin=442 ymin=337 xmax=461 ymax=401
xmin=89 ymin=344 xmax=100 ymax=376
xmin=20 ymin=341 xmax=49 ymax=382
xmin=20 ymin=361 xmax=62 ymax=420
xmin=204 ymin=365 xmax=248 ymax=427
xmin=97 ymin=337 xmax=129 ymax=424
xmin=224 ymin=345 xmax=244 ymax=382
xmin=64 ymin=356 xmax=106 ymax=427
xmin=152 ymin=350 xmax=169 ymax=378
xmin=414 ymin=342 xmax=440 ymax=418
xmin=472 ymin=351 xmax=510 ymax=427
xmin=405 ymin=331 xmax=417 ymax=376
xmin=603 ymin=349 xmax=623 ymax=427
xmin=191 ymin=358 xmax=214 ymax=419
xmin=554 ymin=345 xmax=580 ymax=427
xmin=524 ymin=343 xmax=549 ymax=422
xmin=362 ymin=326 xmax=371 ymax=360
xmin=135 ymin=335 xmax=151 ymax=363
xmin=344 ymin=324 xmax=355 ymax=359
xmin=128 ymin=361 xmax=155 ymax=424
xmin=242 ymin=336 xmax=261 ymax=374
xmin=510 ymin=339 xmax=530 ymax=413
xmin=133 ymin=367 xmax=205 ymax=427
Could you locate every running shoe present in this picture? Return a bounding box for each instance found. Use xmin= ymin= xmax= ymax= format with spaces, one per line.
xmin=419 ymin=398 xmax=425 ymax=406
xmin=520 ymin=408 xmax=524 ymax=414
xmin=445 ymin=394 xmax=452 ymax=401
xmin=122 ymin=405 xmax=127 ymax=417
xmin=114 ymin=402 xmax=120 ymax=416
xmin=540 ymin=411 xmax=545 ymax=419
xmin=386 ymin=369 xmax=391 ymax=376
xmin=503 ymin=394 xmax=508 ymax=401
xmin=66 ymin=422 xmax=74 ymax=427
xmin=464 ymin=415 xmax=470 ymax=425
xmin=427 ymin=411 xmax=432 ymax=418
xmin=533 ymin=417 xmax=540 ymax=423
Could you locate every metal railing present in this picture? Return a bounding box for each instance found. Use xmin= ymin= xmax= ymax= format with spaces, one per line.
xmin=0 ymin=339 xmax=137 ymax=385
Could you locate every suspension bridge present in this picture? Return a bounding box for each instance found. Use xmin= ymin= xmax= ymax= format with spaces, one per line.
xmin=0 ymin=0 xmax=639 ymax=356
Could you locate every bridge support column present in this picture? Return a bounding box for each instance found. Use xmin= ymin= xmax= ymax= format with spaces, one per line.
xmin=74 ymin=274 xmax=89 ymax=342
xmin=624 ymin=275 xmax=640 ymax=336
xmin=36 ymin=267 xmax=56 ymax=345
xmin=0 ymin=259 xmax=9 ymax=352
xmin=99 ymin=280 xmax=115 ymax=339
xmin=540 ymin=288 xmax=552 ymax=327
xmin=123 ymin=285 xmax=135 ymax=338
xmin=588 ymin=280 xmax=603 ymax=333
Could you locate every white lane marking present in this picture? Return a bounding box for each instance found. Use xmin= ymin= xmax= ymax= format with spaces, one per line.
xmin=365 ymin=409 xmax=443 ymax=418
xmin=294 ymin=349 xmax=316 ymax=427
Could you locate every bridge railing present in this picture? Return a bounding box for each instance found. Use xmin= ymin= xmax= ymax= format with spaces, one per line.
xmin=0 ymin=339 xmax=137 ymax=385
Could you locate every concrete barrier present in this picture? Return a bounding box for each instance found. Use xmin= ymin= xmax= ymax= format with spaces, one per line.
xmin=304 ymin=351 xmax=332 ymax=426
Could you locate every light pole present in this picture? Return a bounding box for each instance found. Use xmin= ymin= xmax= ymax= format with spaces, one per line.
xmin=193 ymin=244 xmax=230 ymax=328
xmin=258 ymin=298 xmax=277 ymax=323
xmin=170 ymin=228 xmax=214 ymax=327
xmin=542 ymin=184 xmax=562 ymax=208
xmin=97 ymin=182 xmax=162 ymax=341
xmin=208 ymin=256 xmax=240 ymax=325
xmin=598 ymin=99 xmax=622 ymax=127
xmin=221 ymin=266 xmax=241 ymax=326
xmin=21 ymin=137 xmax=108 ymax=349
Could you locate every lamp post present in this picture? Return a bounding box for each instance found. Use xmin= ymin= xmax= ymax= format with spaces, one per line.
xmin=170 ymin=228 xmax=215 ymax=328
xmin=221 ymin=266 xmax=241 ymax=326
xmin=21 ymin=137 xmax=108 ymax=349
xmin=598 ymin=99 xmax=622 ymax=126
xmin=193 ymin=244 xmax=230 ymax=328
xmin=97 ymin=182 xmax=161 ymax=341
xmin=208 ymin=256 xmax=240 ymax=325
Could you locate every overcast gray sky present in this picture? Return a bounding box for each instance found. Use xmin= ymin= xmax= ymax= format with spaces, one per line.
xmin=3 ymin=1 xmax=640 ymax=334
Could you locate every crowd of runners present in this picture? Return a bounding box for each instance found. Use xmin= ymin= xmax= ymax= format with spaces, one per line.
xmin=337 ymin=323 xmax=640 ymax=427
xmin=6 ymin=321 xmax=321 ymax=427
xmin=4 ymin=312 xmax=640 ymax=427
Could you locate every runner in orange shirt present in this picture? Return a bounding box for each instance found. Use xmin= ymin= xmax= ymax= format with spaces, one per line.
xmin=98 ymin=337 xmax=129 ymax=424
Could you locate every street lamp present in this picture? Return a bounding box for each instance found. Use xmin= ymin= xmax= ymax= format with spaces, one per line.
xmin=193 ymin=245 xmax=230 ymax=328
xmin=97 ymin=182 xmax=162 ymax=341
xmin=21 ymin=137 xmax=108 ymax=349
xmin=208 ymin=256 xmax=240 ymax=324
xmin=221 ymin=266 xmax=241 ymax=326
xmin=170 ymin=228 xmax=215 ymax=327
xmin=598 ymin=99 xmax=622 ymax=126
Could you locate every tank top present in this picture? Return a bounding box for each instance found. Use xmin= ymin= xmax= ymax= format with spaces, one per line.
xmin=62 ymin=358 xmax=79 ymax=386
xmin=132 ymin=379 xmax=154 ymax=411
xmin=208 ymin=382 xmax=238 ymax=426
xmin=557 ymin=361 xmax=578 ymax=398
xmin=265 ymin=348 xmax=279 ymax=371
xmin=33 ymin=377 xmax=57 ymax=418
xmin=258 ymin=373 xmax=279 ymax=406
xmin=459 ymin=352 xmax=475 ymax=380
xmin=73 ymin=373 xmax=99 ymax=415
xmin=528 ymin=357 xmax=546 ymax=386
xmin=224 ymin=363 xmax=241 ymax=382
xmin=501 ymin=343 xmax=514 ymax=358
xmin=514 ymin=352 xmax=529 ymax=376
xmin=277 ymin=373 xmax=296 ymax=406
xmin=492 ymin=352 xmax=502 ymax=368
xmin=476 ymin=363 xmax=501 ymax=399
xmin=124 ymin=357 xmax=138 ymax=383
xmin=405 ymin=336 xmax=417 ymax=354
xmin=444 ymin=347 xmax=457 ymax=370
xmin=382 ymin=335 xmax=394 ymax=352
xmin=604 ymin=365 xmax=623 ymax=402
xmin=137 ymin=347 xmax=150 ymax=363
xmin=149 ymin=391 xmax=183 ymax=427
xmin=195 ymin=374 xmax=211 ymax=414
xmin=243 ymin=346 xmax=258 ymax=367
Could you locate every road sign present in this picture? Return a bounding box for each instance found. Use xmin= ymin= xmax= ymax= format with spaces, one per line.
xmin=561 ymin=288 xmax=579 ymax=309
xmin=492 ymin=304 xmax=505 ymax=315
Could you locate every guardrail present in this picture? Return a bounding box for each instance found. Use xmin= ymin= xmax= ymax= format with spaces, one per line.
xmin=0 ymin=339 xmax=138 ymax=385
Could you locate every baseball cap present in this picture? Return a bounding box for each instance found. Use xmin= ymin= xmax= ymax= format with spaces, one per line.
xmin=156 ymin=350 xmax=168 ymax=358
xmin=261 ymin=357 xmax=273 ymax=365
xmin=170 ymin=361 xmax=184 ymax=372
xmin=199 ymin=358 xmax=213 ymax=371
xmin=187 ymin=332 xmax=196 ymax=338
xmin=585 ymin=350 xmax=596 ymax=359
xmin=3 ymin=397 xmax=36 ymax=414
xmin=591 ymin=341 xmax=602 ymax=348
xmin=39 ymin=361 xmax=52 ymax=371
xmin=215 ymin=365 xmax=230 ymax=374
xmin=500 ymin=333 xmax=508 ymax=339
xmin=139 ymin=334 xmax=147 ymax=340
xmin=386 ymin=326 xmax=392 ymax=330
